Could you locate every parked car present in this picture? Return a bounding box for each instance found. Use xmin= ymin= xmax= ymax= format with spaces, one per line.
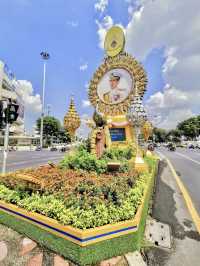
xmin=35 ymin=146 xmax=42 ymax=151
xmin=50 ymin=147 xmax=58 ymax=151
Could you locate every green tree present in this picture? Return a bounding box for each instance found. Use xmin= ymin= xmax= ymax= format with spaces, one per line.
xmin=57 ymin=128 xmax=71 ymax=143
xmin=166 ymin=129 xmax=182 ymax=142
xmin=36 ymin=116 xmax=70 ymax=145
xmin=177 ymin=116 xmax=200 ymax=139
xmin=153 ymin=128 xmax=167 ymax=143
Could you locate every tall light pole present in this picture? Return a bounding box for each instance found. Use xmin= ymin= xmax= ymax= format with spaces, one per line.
xmin=40 ymin=52 xmax=50 ymax=149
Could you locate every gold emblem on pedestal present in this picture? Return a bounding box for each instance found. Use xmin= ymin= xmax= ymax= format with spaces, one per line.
xmin=104 ymin=26 xmax=125 ymax=57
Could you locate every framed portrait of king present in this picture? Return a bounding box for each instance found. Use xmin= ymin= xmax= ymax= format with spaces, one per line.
xmin=88 ymin=53 xmax=147 ymax=116
xmin=97 ymin=68 xmax=133 ymax=105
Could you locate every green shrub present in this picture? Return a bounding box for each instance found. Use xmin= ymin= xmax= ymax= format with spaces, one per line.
xmin=0 ymin=170 xmax=151 ymax=229
xmin=101 ymin=147 xmax=135 ymax=162
xmin=59 ymin=149 xmax=107 ymax=174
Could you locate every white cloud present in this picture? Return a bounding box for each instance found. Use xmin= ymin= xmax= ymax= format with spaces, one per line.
xmin=79 ymin=63 xmax=88 ymax=71
xmin=66 ymin=20 xmax=79 ymax=27
xmin=82 ymin=100 xmax=91 ymax=107
xmin=13 ymin=80 xmax=42 ymax=113
xmin=125 ymin=0 xmax=200 ymax=128
xmin=76 ymin=113 xmax=91 ymax=139
xmin=96 ymin=15 xmax=114 ymax=49
xmin=96 ymin=16 xmax=125 ymax=49
xmin=145 ymin=85 xmax=200 ymax=129
xmin=95 ymin=0 xmax=108 ymax=14
xmin=162 ymin=47 xmax=178 ymax=74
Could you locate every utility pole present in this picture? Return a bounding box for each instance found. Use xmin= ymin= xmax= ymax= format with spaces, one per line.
xmin=40 ymin=52 xmax=50 ymax=149
xmin=2 ymin=119 xmax=9 ymax=174
xmin=2 ymin=100 xmax=9 ymax=174
xmin=1 ymin=99 xmax=19 ymax=174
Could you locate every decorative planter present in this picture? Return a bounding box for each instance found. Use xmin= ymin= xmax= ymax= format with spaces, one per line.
xmin=0 ymin=161 xmax=158 ymax=265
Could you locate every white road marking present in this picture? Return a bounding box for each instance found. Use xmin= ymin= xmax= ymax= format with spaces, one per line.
xmin=175 ymin=152 xmax=200 ymax=166
xmin=6 ymin=156 xmax=64 ymax=166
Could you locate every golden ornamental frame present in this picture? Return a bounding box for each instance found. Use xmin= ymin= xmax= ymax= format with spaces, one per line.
xmin=88 ymin=53 xmax=148 ymax=116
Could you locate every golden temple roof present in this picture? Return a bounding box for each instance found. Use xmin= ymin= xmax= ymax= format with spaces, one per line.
xmin=64 ymin=97 xmax=81 ymax=136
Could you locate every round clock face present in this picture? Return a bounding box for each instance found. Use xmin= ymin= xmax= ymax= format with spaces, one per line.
xmin=97 ymin=68 xmax=134 ymax=105
xmin=104 ymin=26 xmax=125 ymax=57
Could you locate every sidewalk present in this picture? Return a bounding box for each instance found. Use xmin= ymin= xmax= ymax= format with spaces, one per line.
xmin=145 ymin=159 xmax=200 ymax=266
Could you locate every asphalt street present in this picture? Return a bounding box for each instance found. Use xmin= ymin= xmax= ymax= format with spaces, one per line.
xmin=157 ymin=147 xmax=200 ymax=215
xmin=0 ymin=150 xmax=66 ymax=172
xmin=146 ymin=158 xmax=200 ymax=266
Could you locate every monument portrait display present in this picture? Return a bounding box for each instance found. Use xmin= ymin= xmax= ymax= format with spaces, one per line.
xmin=89 ymin=26 xmax=147 ymax=117
xmin=97 ymin=68 xmax=133 ymax=105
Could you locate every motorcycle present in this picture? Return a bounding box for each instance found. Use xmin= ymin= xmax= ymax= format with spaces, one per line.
xmin=168 ymin=143 xmax=176 ymax=151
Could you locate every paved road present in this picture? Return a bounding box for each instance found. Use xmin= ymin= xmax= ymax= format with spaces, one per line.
xmin=146 ymin=158 xmax=200 ymax=266
xmin=0 ymin=151 xmax=66 ymax=172
xmin=157 ymin=147 xmax=200 ymax=215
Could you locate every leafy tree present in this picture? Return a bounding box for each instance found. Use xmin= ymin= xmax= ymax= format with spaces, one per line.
xmin=57 ymin=128 xmax=71 ymax=143
xmin=36 ymin=116 xmax=71 ymax=145
xmin=152 ymin=128 xmax=167 ymax=143
xmin=177 ymin=116 xmax=200 ymax=139
xmin=166 ymin=129 xmax=182 ymax=142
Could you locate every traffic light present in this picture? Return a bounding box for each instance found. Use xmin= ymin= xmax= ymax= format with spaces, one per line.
xmin=0 ymin=101 xmax=4 ymax=128
xmin=6 ymin=102 xmax=19 ymax=124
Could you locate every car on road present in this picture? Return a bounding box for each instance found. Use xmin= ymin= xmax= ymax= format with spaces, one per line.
xmin=35 ymin=146 xmax=42 ymax=151
xmin=188 ymin=143 xmax=195 ymax=149
xmin=60 ymin=147 xmax=67 ymax=152
xmin=50 ymin=147 xmax=58 ymax=151
xmin=8 ymin=146 xmax=16 ymax=151
xmin=176 ymin=143 xmax=187 ymax=148
xmin=195 ymin=143 xmax=200 ymax=149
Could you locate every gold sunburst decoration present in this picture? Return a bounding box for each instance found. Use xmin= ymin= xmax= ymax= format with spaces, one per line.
xmin=88 ymin=52 xmax=147 ymax=116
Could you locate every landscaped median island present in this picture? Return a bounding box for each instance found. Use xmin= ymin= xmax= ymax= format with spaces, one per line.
xmin=0 ymin=145 xmax=158 ymax=265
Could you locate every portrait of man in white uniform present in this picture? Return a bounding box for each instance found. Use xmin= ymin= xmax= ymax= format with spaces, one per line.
xmin=97 ymin=69 xmax=132 ymax=105
xmin=103 ymin=72 xmax=126 ymax=103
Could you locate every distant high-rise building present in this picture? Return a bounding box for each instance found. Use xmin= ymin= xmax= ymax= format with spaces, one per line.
xmin=0 ymin=60 xmax=24 ymax=135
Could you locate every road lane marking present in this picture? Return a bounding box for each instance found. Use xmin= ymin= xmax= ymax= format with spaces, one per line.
xmin=166 ymin=158 xmax=200 ymax=234
xmin=6 ymin=156 xmax=64 ymax=166
xmin=175 ymin=152 xmax=200 ymax=166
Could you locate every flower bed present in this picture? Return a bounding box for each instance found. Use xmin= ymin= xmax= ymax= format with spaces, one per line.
xmin=0 ymin=147 xmax=140 ymax=229
xmin=0 ymin=146 xmax=158 ymax=265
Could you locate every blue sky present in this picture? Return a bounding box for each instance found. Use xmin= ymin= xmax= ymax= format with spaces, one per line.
xmin=0 ymin=0 xmax=198 ymax=132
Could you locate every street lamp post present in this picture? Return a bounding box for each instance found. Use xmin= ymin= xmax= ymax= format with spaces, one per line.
xmin=40 ymin=52 xmax=50 ymax=149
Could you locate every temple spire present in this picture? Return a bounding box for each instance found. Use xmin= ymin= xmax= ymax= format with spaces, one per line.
xmin=64 ymin=97 xmax=81 ymax=138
